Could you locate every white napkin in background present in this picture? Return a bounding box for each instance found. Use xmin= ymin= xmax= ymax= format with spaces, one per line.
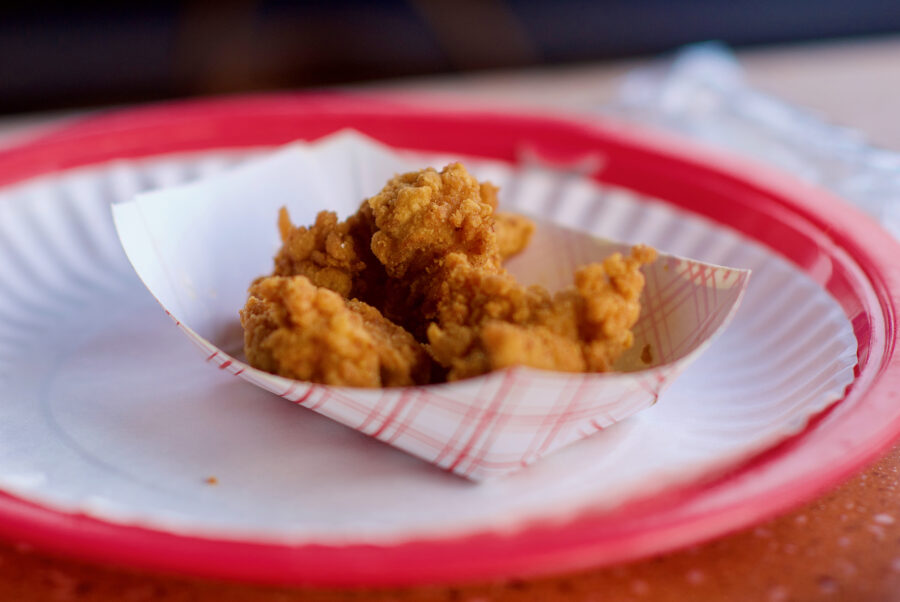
xmin=606 ymin=42 xmax=900 ymax=239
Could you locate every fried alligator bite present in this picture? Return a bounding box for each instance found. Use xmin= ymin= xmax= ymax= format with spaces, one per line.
xmin=273 ymin=205 xmax=382 ymax=300
xmin=242 ymin=161 xmax=653 ymax=386
xmin=424 ymin=246 xmax=657 ymax=380
xmin=240 ymin=275 xmax=430 ymax=387
xmin=494 ymin=211 xmax=536 ymax=260
xmin=480 ymin=179 xmax=535 ymax=260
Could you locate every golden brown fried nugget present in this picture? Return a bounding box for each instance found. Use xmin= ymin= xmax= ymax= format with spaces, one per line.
xmin=479 ymin=179 xmax=535 ymax=260
xmin=247 ymin=161 xmax=652 ymax=386
xmin=273 ymin=208 xmax=365 ymax=298
xmin=368 ymin=163 xmax=501 ymax=280
xmin=240 ymin=276 xmax=430 ymax=387
xmin=273 ymin=205 xmax=384 ymax=300
xmin=494 ymin=212 xmax=535 ymax=260
xmin=575 ymin=244 xmax=657 ymax=371
xmin=271 ymin=165 xmax=534 ymax=336
xmin=479 ymin=182 xmax=534 ymax=259
xmin=425 ymin=246 xmax=656 ymax=380
xmin=363 ymin=163 xmax=507 ymax=336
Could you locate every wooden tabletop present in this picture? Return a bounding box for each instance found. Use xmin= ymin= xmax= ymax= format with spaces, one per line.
xmin=2 ymin=35 xmax=900 ymax=602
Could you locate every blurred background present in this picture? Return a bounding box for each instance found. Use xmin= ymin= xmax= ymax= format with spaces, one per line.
xmin=2 ymin=0 xmax=900 ymax=116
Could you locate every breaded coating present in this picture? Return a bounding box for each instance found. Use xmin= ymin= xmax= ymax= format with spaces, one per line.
xmin=575 ymin=244 xmax=657 ymax=371
xmin=479 ymin=179 xmax=536 ymax=259
xmin=346 ymin=298 xmax=433 ymax=386
xmin=479 ymin=180 xmax=500 ymax=211
xmin=425 ymin=246 xmax=656 ymax=380
xmin=363 ymin=163 xmax=507 ymax=336
xmin=244 ymin=161 xmax=653 ymax=386
xmin=494 ymin=212 xmax=535 ymax=260
xmin=271 ymin=166 xmax=533 ymax=335
xmin=368 ymin=163 xmax=501 ymax=279
xmin=240 ymin=275 xmax=430 ymax=387
xmin=362 ymin=162 xmax=655 ymax=379
xmin=273 ymin=208 xmax=363 ymax=298
xmin=273 ymin=206 xmax=383 ymax=299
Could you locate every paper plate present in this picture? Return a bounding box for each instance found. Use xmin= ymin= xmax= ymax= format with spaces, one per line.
xmin=0 ymin=94 xmax=897 ymax=587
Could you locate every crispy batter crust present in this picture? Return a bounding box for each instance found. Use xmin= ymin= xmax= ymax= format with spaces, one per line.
xmin=495 ymin=212 xmax=535 ymax=260
xmin=425 ymin=246 xmax=656 ymax=380
xmin=368 ymin=163 xmax=500 ymax=279
xmin=242 ymin=162 xmax=654 ymax=386
xmin=273 ymin=205 xmax=383 ymax=299
xmin=240 ymin=276 xmax=430 ymax=387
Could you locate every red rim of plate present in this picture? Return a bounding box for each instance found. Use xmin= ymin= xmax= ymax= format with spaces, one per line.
xmin=0 ymin=93 xmax=898 ymax=587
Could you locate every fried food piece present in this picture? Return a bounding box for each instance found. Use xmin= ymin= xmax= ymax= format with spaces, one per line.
xmin=495 ymin=212 xmax=535 ymax=260
xmin=479 ymin=180 xmax=500 ymax=211
xmin=428 ymin=321 xmax=587 ymax=380
xmin=368 ymin=163 xmax=501 ymax=280
xmin=360 ymin=163 xmax=502 ymax=336
xmin=346 ymin=298 xmax=433 ymax=386
xmin=273 ymin=202 xmax=422 ymax=334
xmin=363 ymin=162 xmax=655 ymax=379
xmin=364 ymin=163 xmax=506 ymax=335
xmin=240 ymin=275 xmax=430 ymax=387
xmin=575 ymin=245 xmax=657 ymax=371
xmin=271 ymin=165 xmax=533 ymax=339
xmin=426 ymin=246 xmax=656 ymax=380
xmin=273 ymin=206 xmax=382 ymax=299
xmin=478 ymin=179 xmax=535 ymax=259
xmin=249 ymin=161 xmax=650 ymax=385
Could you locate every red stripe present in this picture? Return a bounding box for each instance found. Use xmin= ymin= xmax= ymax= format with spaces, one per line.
xmin=295 ymin=387 xmax=315 ymax=405
xmin=530 ymin=375 xmax=590 ymax=460
xmin=386 ymin=391 xmax=428 ymax=444
xmin=520 ymin=376 xmax=579 ymax=463
xmin=355 ymin=391 xmax=390 ymax=433
xmin=651 ymin=263 xmax=675 ymax=363
xmin=638 ymin=265 xmax=668 ymax=367
xmin=205 ymin=351 xmax=218 ymax=362
xmin=413 ymin=389 xmax=471 ymax=414
xmin=371 ymin=390 xmax=414 ymax=439
xmin=218 ymin=360 xmax=232 ymax=370
xmin=315 ymin=388 xmax=371 ymax=416
xmin=461 ymin=377 xmax=526 ymax=477
xmin=667 ymin=294 xmax=734 ymax=359
xmin=307 ymin=390 xmax=332 ymax=412
xmin=448 ymin=372 xmax=516 ymax=473
xmin=433 ymin=380 xmax=493 ymax=465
